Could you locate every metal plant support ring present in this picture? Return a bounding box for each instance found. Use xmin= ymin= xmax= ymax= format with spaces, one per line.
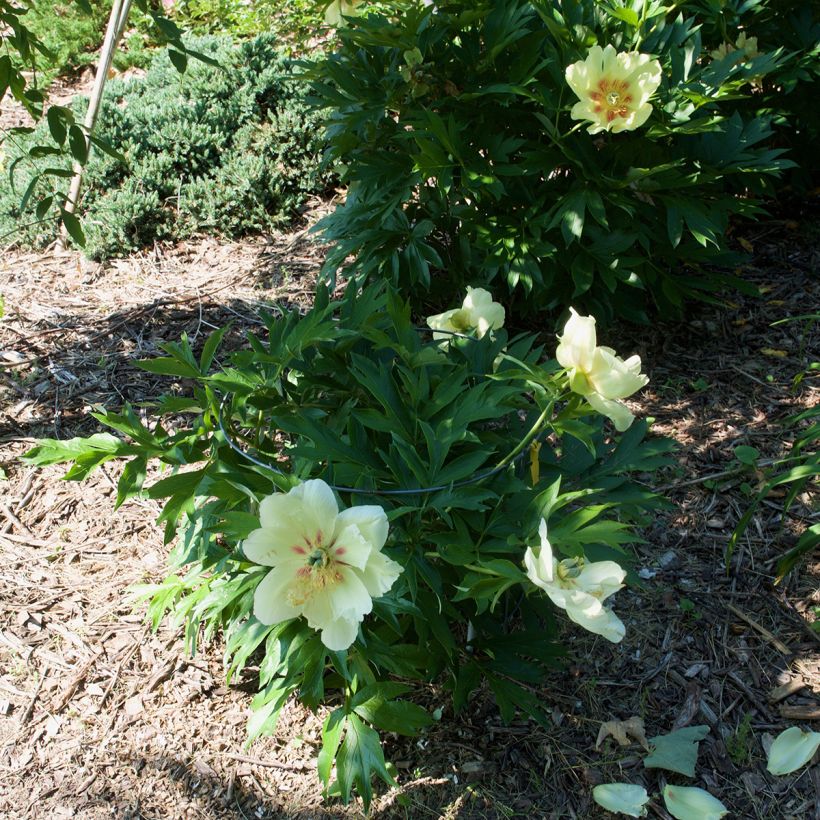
xmin=216 ymin=393 xmax=540 ymax=497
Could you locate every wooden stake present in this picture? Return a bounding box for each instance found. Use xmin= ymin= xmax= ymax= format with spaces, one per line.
xmin=60 ymin=0 xmax=133 ymax=242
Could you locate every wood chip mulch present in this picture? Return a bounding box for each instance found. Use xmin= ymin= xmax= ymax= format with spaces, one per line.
xmin=0 ymin=209 xmax=818 ymax=819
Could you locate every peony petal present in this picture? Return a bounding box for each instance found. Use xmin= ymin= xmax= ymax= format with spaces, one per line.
xmin=332 ymin=523 xmax=375 ymax=572
xmin=463 ymin=287 xmax=505 ymax=336
xmin=524 ymin=522 xmax=555 ymax=590
xmin=253 ymin=566 xmax=300 ymax=625
xmin=632 ymin=62 xmax=663 ymax=98
xmin=586 ymin=44 xmax=605 ymax=77
xmin=569 ymin=99 xmax=595 ymax=123
xmin=463 ymin=286 xmax=493 ymax=308
xmin=564 ymin=593 xmax=626 ymax=643
xmin=593 ymin=783 xmax=649 ymax=818
xmin=524 ymin=547 xmax=553 ymax=591
xmin=359 ymin=550 xmax=403 ymax=598
xmin=541 ymin=582 xmax=573 ymax=611
xmin=475 ymin=303 xmax=506 ymax=337
xmin=301 ymin=588 xmax=334 ymax=632
xmin=335 ymin=505 xmax=389 ymax=552
xmin=576 ymin=560 xmax=626 ymax=601
xmin=290 ymin=480 xmax=339 ymax=541
xmin=622 ymin=354 xmax=644 ymax=375
xmin=601 ymin=44 xmax=621 ymax=78
xmin=556 ymin=308 xmax=597 ymax=372
xmin=613 ymin=102 xmax=653 ymax=133
xmin=588 ymin=348 xmax=648 ymax=399
xmin=538 ymin=518 xmax=554 ymax=581
xmin=320 ymin=616 xmax=360 ymax=651
xmin=524 ymin=547 xmax=543 ymax=588
xmin=258 ymin=492 xmax=297 ymax=529
xmin=766 ymin=726 xmax=820 ymax=776
xmin=565 ymin=58 xmax=592 ymax=99
xmin=426 ymin=307 xmax=460 ymax=337
xmin=329 ymin=566 xmax=373 ymax=621
xmin=663 ymin=785 xmax=728 ymax=820
xmin=586 ymin=392 xmax=635 ymax=432
xmin=243 ymin=524 xmax=307 ymax=568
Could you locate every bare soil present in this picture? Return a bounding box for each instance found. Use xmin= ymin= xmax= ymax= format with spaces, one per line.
xmin=0 ymin=212 xmax=818 ymax=819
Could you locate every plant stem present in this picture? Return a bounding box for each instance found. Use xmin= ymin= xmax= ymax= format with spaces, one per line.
xmin=494 ymin=402 xmax=553 ymax=470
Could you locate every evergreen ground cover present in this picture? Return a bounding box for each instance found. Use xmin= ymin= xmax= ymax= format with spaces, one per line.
xmin=0 ymin=33 xmax=331 ymax=259
xmin=18 ymin=0 xmax=153 ymax=87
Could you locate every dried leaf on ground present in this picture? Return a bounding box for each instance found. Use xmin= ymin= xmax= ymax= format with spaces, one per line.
xmin=596 ymin=716 xmax=650 ymax=751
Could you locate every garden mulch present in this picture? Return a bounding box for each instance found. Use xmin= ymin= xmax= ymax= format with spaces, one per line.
xmin=0 ymin=208 xmax=818 ymax=819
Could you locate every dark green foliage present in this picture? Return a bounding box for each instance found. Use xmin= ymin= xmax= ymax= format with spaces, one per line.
xmin=684 ymin=0 xmax=820 ymax=191
xmin=0 ymin=34 xmax=330 ymax=258
xmin=304 ymin=0 xmax=801 ymax=323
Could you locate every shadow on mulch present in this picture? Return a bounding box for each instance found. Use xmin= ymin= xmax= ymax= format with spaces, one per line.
xmin=1 ymin=297 xmax=263 ymax=441
xmin=0 ymin=232 xmax=325 ymax=444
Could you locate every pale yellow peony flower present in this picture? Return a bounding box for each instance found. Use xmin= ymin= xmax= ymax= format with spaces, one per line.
xmin=556 ymin=308 xmax=649 ymax=431
xmin=426 ymin=286 xmax=505 ymax=340
xmin=565 ymin=44 xmax=663 ymax=134
xmin=524 ymin=519 xmax=626 ymax=642
xmin=244 ymin=479 xmax=402 ymax=651
xmin=324 ymin=0 xmax=363 ymax=27
xmin=710 ymin=32 xmax=759 ymax=62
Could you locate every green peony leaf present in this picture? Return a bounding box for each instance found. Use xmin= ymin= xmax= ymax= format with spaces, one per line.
xmin=644 ymin=725 xmax=710 ymax=777
xmin=335 ymin=713 xmax=395 ymax=809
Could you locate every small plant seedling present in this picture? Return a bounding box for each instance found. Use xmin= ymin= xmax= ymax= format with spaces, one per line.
xmin=679 ymin=597 xmax=703 ymax=620
xmin=726 ymin=712 xmax=755 ymax=765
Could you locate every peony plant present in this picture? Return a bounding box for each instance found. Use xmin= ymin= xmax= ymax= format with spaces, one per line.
xmin=306 ymin=0 xmax=796 ymax=323
xmin=23 ymin=282 xmax=672 ymax=808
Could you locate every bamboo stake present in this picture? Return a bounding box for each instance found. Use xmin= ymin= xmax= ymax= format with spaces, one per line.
xmin=60 ymin=0 xmax=133 ymax=242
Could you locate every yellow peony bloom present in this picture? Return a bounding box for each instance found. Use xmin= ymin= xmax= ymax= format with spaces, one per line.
xmin=244 ymin=480 xmax=402 ymax=651
xmin=710 ymin=32 xmax=759 ymax=62
xmin=324 ymin=0 xmax=363 ymax=27
xmin=426 ymin=286 xmax=505 ymax=340
xmin=524 ymin=519 xmax=626 ymax=643
xmin=565 ymin=44 xmax=663 ymax=134
xmin=556 ymin=308 xmax=648 ymax=431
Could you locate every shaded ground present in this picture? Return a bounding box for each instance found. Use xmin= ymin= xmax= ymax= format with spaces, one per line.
xmin=0 ymin=211 xmax=818 ymax=819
